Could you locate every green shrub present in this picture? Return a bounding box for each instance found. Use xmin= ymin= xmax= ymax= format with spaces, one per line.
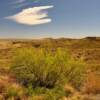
xmin=44 ymin=85 xmax=66 ymax=100
xmin=65 ymin=61 xmax=86 ymax=89
xmin=11 ymin=48 xmax=86 ymax=90
xmin=11 ymin=48 xmax=69 ymax=88
xmin=5 ymin=85 xmax=25 ymax=100
xmin=27 ymin=85 xmax=66 ymax=100
xmin=6 ymin=87 xmax=17 ymax=98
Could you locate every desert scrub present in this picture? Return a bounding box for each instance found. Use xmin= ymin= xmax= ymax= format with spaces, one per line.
xmin=3 ymin=85 xmax=26 ymax=100
xmin=10 ymin=48 xmax=70 ymax=87
xmin=10 ymin=47 xmax=86 ymax=99
xmin=65 ymin=61 xmax=86 ymax=89
xmin=27 ymin=85 xmax=66 ymax=100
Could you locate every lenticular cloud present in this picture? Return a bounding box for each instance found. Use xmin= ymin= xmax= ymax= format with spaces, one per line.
xmin=5 ymin=5 xmax=53 ymax=25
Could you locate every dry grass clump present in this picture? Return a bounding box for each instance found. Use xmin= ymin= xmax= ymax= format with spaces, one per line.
xmin=0 ymin=75 xmax=27 ymax=100
xmin=83 ymin=71 xmax=100 ymax=94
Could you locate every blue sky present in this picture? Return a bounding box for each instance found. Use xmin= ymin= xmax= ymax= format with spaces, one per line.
xmin=0 ymin=0 xmax=100 ymax=38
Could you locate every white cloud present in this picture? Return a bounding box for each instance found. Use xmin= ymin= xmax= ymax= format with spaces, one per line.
xmin=5 ymin=5 xmax=53 ymax=25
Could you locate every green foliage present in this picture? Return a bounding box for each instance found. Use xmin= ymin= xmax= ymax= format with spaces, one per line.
xmin=26 ymin=84 xmax=34 ymax=96
xmin=44 ymin=85 xmax=66 ymax=100
xmin=65 ymin=61 xmax=86 ymax=89
xmin=5 ymin=85 xmax=25 ymax=100
xmin=6 ymin=86 xmax=18 ymax=98
xmin=11 ymin=48 xmax=70 ymax=88
xmin=10 ymin=47 xmax=86 ymax=99
xmin=27 ymin=85 xmax=66 ymax=100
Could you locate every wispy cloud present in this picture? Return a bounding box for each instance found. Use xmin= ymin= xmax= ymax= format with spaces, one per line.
xmin=5 ymin=5 xmax=53 ymax=25
xmin=14 ymin=0 xmax=26 ymax=4
xmin=11 ymin=0 xmax=27 ymax=8
xmin=12 ymin=0 xmax=40 ymax=8
xmin=13 ymin=2 xmax=29 ymax=8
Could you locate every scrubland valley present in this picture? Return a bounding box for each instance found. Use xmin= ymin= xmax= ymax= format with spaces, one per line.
xmin=0 ymin=37 xmax=100 ymax=100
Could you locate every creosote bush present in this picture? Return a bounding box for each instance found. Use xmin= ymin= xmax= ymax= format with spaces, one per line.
xmin=11 ymin=48 xmax=86 ymax=91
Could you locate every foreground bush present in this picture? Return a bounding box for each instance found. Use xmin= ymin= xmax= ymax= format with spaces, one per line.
xmin=65 ymin=61 xmax=86 ymax=89
xmin=11 ymin=48 xmax=70 ymax=87
xmin=10 ymin=48 xmax=86 ymax=99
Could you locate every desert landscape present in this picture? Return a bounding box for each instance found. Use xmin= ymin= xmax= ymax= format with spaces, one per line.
xmin=0 ymin=0 xmax=100 ymax=99
xmin=0 ymin=37 xmax=100 ymax=100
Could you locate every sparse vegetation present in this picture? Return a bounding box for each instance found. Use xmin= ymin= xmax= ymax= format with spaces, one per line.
xmin=0 ymin=38 xmax=100 ymax=100
xmin=10 ymin=48 xmax=86 ymax=99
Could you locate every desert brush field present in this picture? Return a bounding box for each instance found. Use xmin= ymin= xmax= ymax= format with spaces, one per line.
xmin=0 ymin=37 xmax=100 ymax=100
